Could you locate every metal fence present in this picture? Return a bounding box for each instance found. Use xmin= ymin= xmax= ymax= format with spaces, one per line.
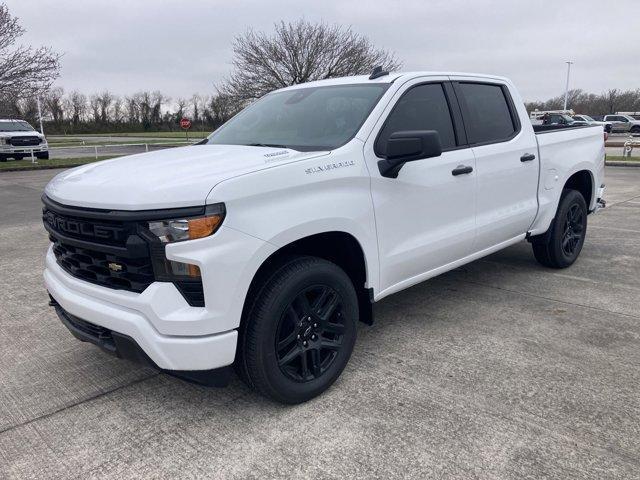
xmin=20 ymin=141 xmax=196 ymax=164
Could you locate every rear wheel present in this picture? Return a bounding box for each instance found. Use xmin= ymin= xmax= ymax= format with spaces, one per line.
xmin=237 ymin=256 xmax=358 ymax=404
xmin=13 ymin=154 xmax=24 ymax=160
xmin=532 ymin=189 xmax=587 ymax=268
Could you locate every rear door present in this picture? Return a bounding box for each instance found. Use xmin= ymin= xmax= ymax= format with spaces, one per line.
xmin=608 ymin=115 xmax=629 ymax=132
xmin=364 ymin=78 xmax=476 ymax=295
xmin=452 ymin=79 xmax=539 ymax=252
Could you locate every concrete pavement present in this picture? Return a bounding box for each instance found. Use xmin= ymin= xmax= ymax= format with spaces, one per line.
xmin=0 ymin=167 xmax=639 ymax=479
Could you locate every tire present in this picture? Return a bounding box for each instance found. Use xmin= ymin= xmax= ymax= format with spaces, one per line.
xmin=36 ymin=151 xmax=49 ymax=160
xmin=0 ymin=155 xmax=7 ymax=162
xmin=14 ymin=154 xmax=24 ymax=160
xmin=631 ymin=126 xmax=640 ymax=135
xmin=237 ymin=255 xmax=358 ymax=404
xmin=532 ymin=189 xmax=588 ymax=268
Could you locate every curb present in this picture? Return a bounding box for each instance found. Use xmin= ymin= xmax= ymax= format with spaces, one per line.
xmin=605 ymin=161 xmax=640 ymax=167
xmin=0 ymin=163 xmax=88 ymax=173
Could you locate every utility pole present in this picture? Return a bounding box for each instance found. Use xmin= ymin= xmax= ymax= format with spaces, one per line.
xmin=36 ymin=95 xmax=44 ymax=135
xmin=563 ymin=61 xmax=574 ymax=111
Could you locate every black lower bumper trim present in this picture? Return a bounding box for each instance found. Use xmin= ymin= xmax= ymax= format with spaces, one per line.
xmin=49 ymin=294 xmax=231 ymax=387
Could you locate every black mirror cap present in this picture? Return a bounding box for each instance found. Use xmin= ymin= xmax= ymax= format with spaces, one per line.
xmin=378 ymin=130 xmax=442 ymax=178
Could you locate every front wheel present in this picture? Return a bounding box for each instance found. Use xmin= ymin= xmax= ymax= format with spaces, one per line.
xmin=237 ymin=256 xmax=358 ymax=404
xmin=36 ymin=151 xmax=50 ymax=160
xmin=631 ymin=126 xmax=640 ymax=135
xmin=531 ymin=189 xmax=587 ymax=268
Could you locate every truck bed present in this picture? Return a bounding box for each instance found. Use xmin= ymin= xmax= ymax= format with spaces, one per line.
xmin=528 ymin=124 xmax=606 ymax=236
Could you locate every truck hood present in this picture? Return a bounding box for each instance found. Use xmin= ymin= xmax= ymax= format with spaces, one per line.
xmin=45 ymin=145 xmax=328 ymax=210
xmin=0 ymin=130 xmax=46 ymax=139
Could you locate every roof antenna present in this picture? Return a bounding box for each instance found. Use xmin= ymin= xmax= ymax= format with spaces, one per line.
xmin=369 ymin=65 xmax=389 ymax=80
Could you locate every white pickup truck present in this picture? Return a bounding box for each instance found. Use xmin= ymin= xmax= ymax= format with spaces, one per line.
xmin=0 ymin=119 xmax=49 ymax=161
xmin=43 ymin=70 xmax=606 ymax=403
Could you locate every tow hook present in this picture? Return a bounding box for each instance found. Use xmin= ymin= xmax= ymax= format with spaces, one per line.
xmin=597 ymin=198 xmax=606 ymax=209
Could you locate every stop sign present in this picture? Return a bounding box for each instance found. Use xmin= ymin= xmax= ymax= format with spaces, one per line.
xmin=180 ymin=118 xmax=191 ymax=130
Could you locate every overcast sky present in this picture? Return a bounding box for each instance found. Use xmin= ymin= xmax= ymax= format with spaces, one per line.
xmin=6 ymin=0 xmax=640 ymax=102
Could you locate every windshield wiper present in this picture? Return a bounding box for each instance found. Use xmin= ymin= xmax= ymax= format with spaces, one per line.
xmin=246 ymin=143 xmax=290 ymax=149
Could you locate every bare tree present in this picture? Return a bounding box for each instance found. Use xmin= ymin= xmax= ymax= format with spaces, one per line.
xmin=88 ymin=94 xmax=100 ymax=122
xmin=221 ymin=20 xmax=401 ymax=104
xmin=65 ymin=91 xmax=87 ymax=125
xmin=44 ymin=87 xmax=65 ymax=123
xmin=190 ymin=94 xmax=203 ymax=123
xmin=174 ymin=98 xmax=187 ymax=123
xmin=0 ymin=3 xmax=60 ymax=101
xmin=208 ymin=92 xmax=237 ymax=126
xmin=95 ymin=90 xmax=114 ymax=124
xmin=111 ymin=96 xmax=124 ymax=123
xmin=124 ymin=95 xmax=139 ymax=124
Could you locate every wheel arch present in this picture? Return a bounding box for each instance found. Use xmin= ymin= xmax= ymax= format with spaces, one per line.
xmin=241 ymin=231 xmax=374 ymax=328
xmin=563 ymin=169 xmax=594 ymax=209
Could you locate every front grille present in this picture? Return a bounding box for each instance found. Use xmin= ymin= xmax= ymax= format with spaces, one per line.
xmin=42 ymin=196 xmax=207 ymax=305
xmin=43 ymin=209 xmax=131 ymax=247
xmin=43 ymin=200 xmax=155 ymax=293
xmin=9 ymin=136 xmax=41 ymax=146
xmin=51 ymin=239 xmax=154 ymax=292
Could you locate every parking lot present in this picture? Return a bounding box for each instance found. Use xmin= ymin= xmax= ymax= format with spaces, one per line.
xmin=0 ymin=167 xmax=639 ymax=479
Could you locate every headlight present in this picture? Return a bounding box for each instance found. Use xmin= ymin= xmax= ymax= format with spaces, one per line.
xmin=147 ymin=204 xmax=225 ymax=243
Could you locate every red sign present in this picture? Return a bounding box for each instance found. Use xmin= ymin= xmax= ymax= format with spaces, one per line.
xmin=180 ymin=118 xmax=191 ymax=130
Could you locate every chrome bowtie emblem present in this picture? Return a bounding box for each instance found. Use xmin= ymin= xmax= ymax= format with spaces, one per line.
xmin=108 ymin=262 xmax=123 ymax=272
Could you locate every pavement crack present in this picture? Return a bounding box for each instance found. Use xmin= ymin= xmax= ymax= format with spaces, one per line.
xmin=456 ymin=278 xmax=640 ymax=320
xmin=0 ymin=373 xmax=159 ymax=438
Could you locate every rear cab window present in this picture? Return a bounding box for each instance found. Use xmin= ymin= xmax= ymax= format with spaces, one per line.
xmin=454 ymin=82 xmax=520 ymax=145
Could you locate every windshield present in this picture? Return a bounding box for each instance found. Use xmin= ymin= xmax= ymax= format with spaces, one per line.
xmin=579 ymin=115 xmax=595 ymax=122
xmin=0 ymin=120 xmax=35 ymax=132
xmin=205 ymin=84 xmax=389 ymax=151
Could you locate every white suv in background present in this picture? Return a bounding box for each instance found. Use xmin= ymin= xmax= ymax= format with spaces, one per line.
xmin=0 ymin=119 xmax=49 ymax=161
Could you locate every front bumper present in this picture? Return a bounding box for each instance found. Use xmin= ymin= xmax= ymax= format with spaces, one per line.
xmin=50 ymin=298 xmax=232 ymax=386
xmin=45 ymin=249 xmax=238 ymax=372
xmin=0 ymin=144 xmax=48 ymax=154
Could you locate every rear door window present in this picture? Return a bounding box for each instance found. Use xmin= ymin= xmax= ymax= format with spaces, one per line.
xmin=457 ymin=83 xmax=518 ymax=144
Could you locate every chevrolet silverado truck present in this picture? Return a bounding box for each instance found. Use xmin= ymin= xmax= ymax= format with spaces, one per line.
xmin=43 ymin=70 xmax=606 ymax=403
xmin=0 ymin=119 xmax=49 ymax=161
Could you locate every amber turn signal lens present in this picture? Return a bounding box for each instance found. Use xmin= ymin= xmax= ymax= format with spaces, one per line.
xmin=187 ymin=215 xmax=223 ymax=240
xmin=188 ymin=264 xmax=201 ymax=277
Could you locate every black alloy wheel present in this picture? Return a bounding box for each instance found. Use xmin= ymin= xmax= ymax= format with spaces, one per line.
xmin=275 ymin=285 xmax=346 ymax=382
xmin=561 ymin=203 xmax=585 ymax=257
xmin=237 ymin=255 xmax=358 ymax=403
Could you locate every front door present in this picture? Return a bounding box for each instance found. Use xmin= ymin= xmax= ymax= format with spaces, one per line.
xmin=364 ymin=79 xmax=477 ymax=296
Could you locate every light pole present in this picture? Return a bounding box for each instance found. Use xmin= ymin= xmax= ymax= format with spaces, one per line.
xmin=563 ymin=61 xmax=574 ymax=111
xmin=36 ymin=95 xmax=44 ymax=135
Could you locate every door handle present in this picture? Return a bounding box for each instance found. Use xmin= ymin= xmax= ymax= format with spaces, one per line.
xmin=451 ymin=165 xmax=473 ymax=176
xmin=520 ymin=153 xmax=536 ymax=162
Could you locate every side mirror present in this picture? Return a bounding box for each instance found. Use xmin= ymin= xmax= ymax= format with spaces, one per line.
xmin=378 ymin=130 xmax=442 ymax=178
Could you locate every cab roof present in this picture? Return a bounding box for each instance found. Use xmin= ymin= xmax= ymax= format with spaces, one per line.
xmin=277 ymin=71 xmax=511 ymax=92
